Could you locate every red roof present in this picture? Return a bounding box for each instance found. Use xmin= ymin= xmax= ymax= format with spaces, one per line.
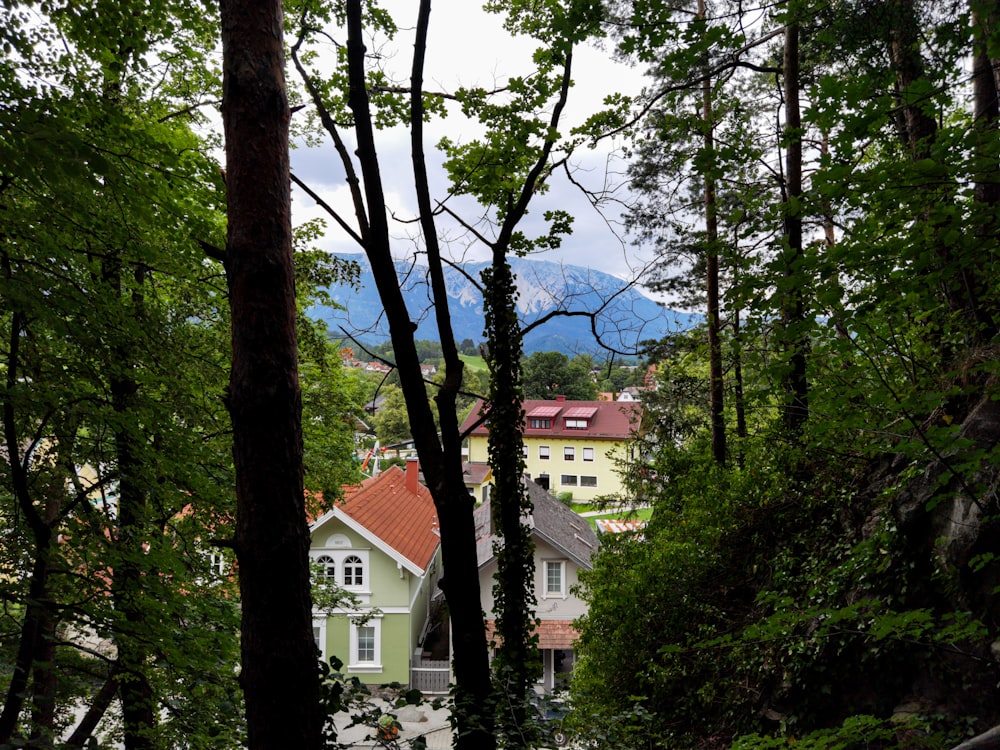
xmin=327 ymin=464 xmax=440 ymax=573
xmin=461 ymin=399 xmax=642 ymax=440
xmin=485 ymin=619 xmax=580 ymax=649
xmin=527 ymin=405 xmax=562 ymax=418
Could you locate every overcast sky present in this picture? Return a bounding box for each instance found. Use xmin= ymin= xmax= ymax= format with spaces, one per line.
xmin=288 ymin=0 xmax=658 ymax=284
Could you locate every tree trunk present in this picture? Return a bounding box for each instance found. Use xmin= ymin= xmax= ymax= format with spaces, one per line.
xmin=782 ymin=18 xmax=809 ymax=439
xmin=887 ymin=0 xmax=993 ymax=341
xmin=65 ymin=663 xmax=122 ymax=749
xmin=700 ymin=0 xmax=726 ymax=465
xmin=27 ymin=610 xmax=57 ymax=748
xmin=970 ymin=0 xmax=1000 ymax=338
xmin=342 ymin=4 xmax=496 ymax=746
xmin=0 ymin=307 xmax=54 ymax=744
xmin=219 ymin=0 xmax=321 ymax=747
xmin=485 ymin=256 xmax=537 ymax=748
xmin=105 ymin=259 xmax=157 ymax=750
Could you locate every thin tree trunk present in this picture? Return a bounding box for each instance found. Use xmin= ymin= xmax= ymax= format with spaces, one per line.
xmin=485 ymin=255 xmax=536 ymax=748
xmin=27 ymin=611 xmax=57 ymax=748
xmin=65 ymin=663 xmax=122 ymax=749
xmin=970 ymin=0 xmax=1000 ymax=338
xmin=782 ymin=18 xmax=809 ymax=439
xmin=342 ymin=4 xmax=496 ymax=746
xmin=105 ymin=259 xmax=156 ymax=750
xmin=0 ymin=306 xmax=54 ymax=744
xmin=732 ymin=310 xmax=747 ymax=444
xmin=700 ymin=0 xmax=726 ymax=465
xmin=887 ymin=0 xmax=992 ymax=340
xmin=219 ymin=0 xmax=321 ymax=746
xmin=406 ymin=5 xmax=498 ymax=744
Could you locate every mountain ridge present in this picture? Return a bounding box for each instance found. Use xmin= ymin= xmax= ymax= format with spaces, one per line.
xmin=310 ymin=253 xmax=700 ymax=355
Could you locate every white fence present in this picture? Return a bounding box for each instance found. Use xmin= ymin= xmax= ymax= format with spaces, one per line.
xmin=410 ymin=657 xmax=450 ymax=694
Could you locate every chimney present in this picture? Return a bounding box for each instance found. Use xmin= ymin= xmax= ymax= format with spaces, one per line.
xmin=405 ymin=456 xmax=420 ymax=494
xmin=555 ymin=394 xmax=566 ymax=402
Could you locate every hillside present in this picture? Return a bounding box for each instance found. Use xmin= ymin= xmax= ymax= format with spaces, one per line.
xmin=309 ymin=253 xmax=700 ymax=354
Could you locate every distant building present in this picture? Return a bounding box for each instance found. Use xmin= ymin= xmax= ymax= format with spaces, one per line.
xmin=460 ymin=397 xmax=643 ymax=502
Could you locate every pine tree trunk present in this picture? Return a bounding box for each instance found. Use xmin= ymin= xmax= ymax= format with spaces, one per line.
xmin=219 ymin=0 xmax=321 ymax=747
xmin=971 ymin=0 xmax=1000 ymax=338
xmin=782 ymin=19 xmax=809 ymax=439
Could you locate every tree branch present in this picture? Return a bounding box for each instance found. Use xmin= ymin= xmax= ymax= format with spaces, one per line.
xmin=290 ymin=173 xmax=365 ymax=246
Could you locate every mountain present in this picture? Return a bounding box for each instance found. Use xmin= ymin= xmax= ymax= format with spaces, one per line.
xmin=310 ymin=253 xmax=700 ymax=355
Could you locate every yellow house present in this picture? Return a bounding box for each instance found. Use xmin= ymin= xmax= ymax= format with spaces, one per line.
xmin=461 ymin=397 xmax=643 ymax=502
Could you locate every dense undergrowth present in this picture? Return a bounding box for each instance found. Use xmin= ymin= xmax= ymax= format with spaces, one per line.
xmin=571 ymin=365 xmax=1000 ymax=750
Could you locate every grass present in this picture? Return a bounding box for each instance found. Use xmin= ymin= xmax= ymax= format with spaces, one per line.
xmin=568 ymin=503 xmax=653 ymax=530
xmin=458 ymin=353 xmax=488 ymax=371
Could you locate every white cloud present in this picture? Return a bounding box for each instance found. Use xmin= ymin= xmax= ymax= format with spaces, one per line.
xmin=289 ymin=0 xmax=656 ymax=283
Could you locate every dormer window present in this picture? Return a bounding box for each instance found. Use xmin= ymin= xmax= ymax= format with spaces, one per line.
xmin=527 ymin=405 xmax=561 ymax=430
xmin=563 ymin=406 xmax=597 ymax=430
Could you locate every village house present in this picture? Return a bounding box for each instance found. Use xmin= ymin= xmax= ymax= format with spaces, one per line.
xmin=460 ymin=397 xmax=643 ymax=502
xmin=474 ymin=480 xmax=599 ymax=692
xmin=308 ymin=459 xmax=446 ymax=690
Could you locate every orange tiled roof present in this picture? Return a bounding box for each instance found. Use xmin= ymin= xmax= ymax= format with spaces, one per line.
xmin=336 ymin=465 xmax=439 ymax=573
xmin=485 ymin=619 xmax=580 ymax=650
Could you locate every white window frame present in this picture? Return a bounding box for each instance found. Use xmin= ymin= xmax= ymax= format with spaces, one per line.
xmin=543 ymin=560 xmax=567 ymax=598
xmin=560 ymin=474 xmax=577 ymax=486
xmin=582 ymin=447 xmax=595 ymax=462
xmin=343 ymin=554 xmax=364 ymax=588
xmin=538 ymin=445 xmax=551 ymax=460
xmin=315 ymin=554 xmax=337 ymax=579
xmin=313 ymin=617 xmax=328 ymax=662
xmin=565 ymin=418 xmax=589 ymax=430
xmin=311 ymin=550 xmax=371 ymax=594
xmin=580 ymin=475 xmax=598 ymax=488
xmin=563 ymin=446 xmax=575 ymax=461
xmin=348 ymin=615 xmax=383 ymax=673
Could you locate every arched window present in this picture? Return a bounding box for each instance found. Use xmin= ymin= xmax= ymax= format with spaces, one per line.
xmin=343 ymin=555 xmax=364 ymax=587
xmin=316 ymin=554 xmax=336 ymax=578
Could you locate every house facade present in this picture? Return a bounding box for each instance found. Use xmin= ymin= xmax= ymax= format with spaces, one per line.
xmin=474 ymin=481 xmax=599 ymax=692
xmin=309 ymin=460 xmax=442 ymax=687
xmin=461 ymin=397 xmax=643 ymax=502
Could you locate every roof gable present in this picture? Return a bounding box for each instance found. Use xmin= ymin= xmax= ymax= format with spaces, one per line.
xmin=474 ymin=481 xmax=599 ymax=569
xmin=311 ymin=465 xmax=439 ymax=575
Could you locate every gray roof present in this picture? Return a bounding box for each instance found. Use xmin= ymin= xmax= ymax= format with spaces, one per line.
xmin=473 ymin=479 xmax=599 ymax=569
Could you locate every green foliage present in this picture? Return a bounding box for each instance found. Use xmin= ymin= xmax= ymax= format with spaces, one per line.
xmin=371 ymin=385 xmax=412 ymax=446
xmin=0 ymin=0 xmax=361 ymax=742
xmin=574 ymin=420 xmax=1000 ymax=746
xmin=521 ymin=351 xmax=598 ymax=400
xmin=301 ymin=361 xmax=367 ymax=500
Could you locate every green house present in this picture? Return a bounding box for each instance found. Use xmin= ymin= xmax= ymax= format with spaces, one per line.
xmin=310 ymin=459 xmax=443 ymax=687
